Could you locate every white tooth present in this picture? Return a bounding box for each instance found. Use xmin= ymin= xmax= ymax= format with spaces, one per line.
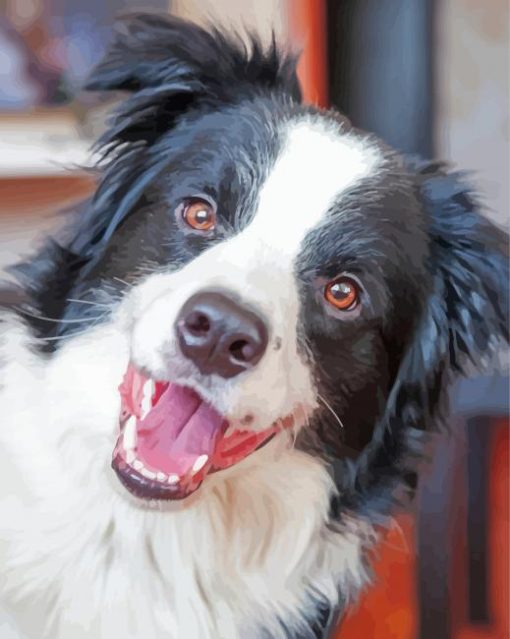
xmin=126 ymin=450 xmax=135 ymax=464
xmin=123 ymin=416 xmax=137 ymax=451
xmin=133 ymin=459 xmax=144 ymax=471
xmin=140 ymin=380 xmax=154 ymax=419
xmin=141 ymin=468 xmax=156 ymax=480
xmin=167 ymin=474 xmax=180 ymax=485
xmin=156 ymin=472 xmax=167 ymax=482
xmin=192 ymin=454 xmax=208 ymax=473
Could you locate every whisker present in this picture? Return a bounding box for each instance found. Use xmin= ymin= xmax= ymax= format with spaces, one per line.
xmin=317 ymin=393 xmax=344 ymax=429
xmin=35 ymin=314 xmax=108 ymax=342
xmin=18 ymin=309 xmax=107 ymax=324
xmin=37 ymin=331 xmax=93 ymax=342
xmin=113 ymin=276 xmax=132 ymax=288
xmin=66 ymin=298 xmax=111 ymax=308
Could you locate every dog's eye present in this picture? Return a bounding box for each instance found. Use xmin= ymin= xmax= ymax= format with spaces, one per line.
xmin=181 ymin=198 xmax=216 ymax=232
xmin=324 ymin=277 xmax=359 ymax=311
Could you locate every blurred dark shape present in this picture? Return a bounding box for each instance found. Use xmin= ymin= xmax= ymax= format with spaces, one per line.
xmin=0 ymin=17 xmax=61 ymax=107
xmin=327 ymin=0 xmax=435 ymax=158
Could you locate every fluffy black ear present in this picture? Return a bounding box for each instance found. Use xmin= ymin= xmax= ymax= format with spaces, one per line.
xmin=402 ymin=160 xmax=508 ymax=379
xmin=86 ymin=12 xmax=300 ymax=97
xmin=83 ymin=13 xmax=300 ymax=167
xmin=338 ymin=161 xmax=509 ymax=520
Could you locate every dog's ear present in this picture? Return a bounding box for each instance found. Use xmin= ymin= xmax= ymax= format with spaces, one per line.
xmin=83 ymin=14 xmax=299 ymax=157
xmin=85 ymin=12 xmax=300 ymax=98
xmin=341 ymin=161 xmax=509 ymax=517
xmin=395 ymin=161 xmax=508 ymax=395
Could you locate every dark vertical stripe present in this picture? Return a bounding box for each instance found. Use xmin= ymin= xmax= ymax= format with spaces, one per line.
xmin=466 ymin=416 xmax=491 ymax=624
xmin=327 ymin=0 xmax=435 ymax=158
xmin=415 ymin=430 xmax=459 ymax=639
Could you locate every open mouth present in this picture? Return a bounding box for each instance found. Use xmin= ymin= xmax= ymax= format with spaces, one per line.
xmin=111 ymin=365 xmax=295 ymax=500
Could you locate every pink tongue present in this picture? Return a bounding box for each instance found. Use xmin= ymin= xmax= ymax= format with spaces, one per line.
xmin=136 ymin=384 xmax=226 ymax=477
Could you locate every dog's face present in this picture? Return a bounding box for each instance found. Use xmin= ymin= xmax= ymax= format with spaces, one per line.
xmin=19 ymin=16 xmax=508 ymax=508
xmin=79 ymin=101 xmax=431 ymax=501
xmin=105 ymin=110 xmax=429 ymax=499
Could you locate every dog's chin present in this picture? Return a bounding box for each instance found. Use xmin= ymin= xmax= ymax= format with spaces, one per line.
xmin=111 ymin=364 xmax=297 ymax=502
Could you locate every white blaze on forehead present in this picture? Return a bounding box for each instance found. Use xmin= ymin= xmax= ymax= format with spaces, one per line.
xmin=249 ymin=118 xmax=381 ymax=258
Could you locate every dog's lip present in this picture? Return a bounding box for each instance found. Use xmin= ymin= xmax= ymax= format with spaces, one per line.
xmin=112 ymin=364 xmax=296 ymax=501
xmin=112 ymin=453 xmax=202 ymax=500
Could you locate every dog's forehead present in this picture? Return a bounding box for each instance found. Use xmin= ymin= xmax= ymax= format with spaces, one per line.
xmin=246 ymin=117 xmax=382 ymax=257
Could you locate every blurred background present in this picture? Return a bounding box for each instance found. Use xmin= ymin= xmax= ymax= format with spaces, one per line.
xmin=0 ymin=1 xmax=508 ymax=638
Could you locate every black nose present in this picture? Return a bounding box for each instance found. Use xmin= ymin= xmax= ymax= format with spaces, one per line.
xmin=175 ymin=291 xmax=268 ymax=379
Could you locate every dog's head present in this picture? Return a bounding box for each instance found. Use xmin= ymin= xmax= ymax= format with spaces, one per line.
xmin=16 ymin=15 xmax=508 ymax=508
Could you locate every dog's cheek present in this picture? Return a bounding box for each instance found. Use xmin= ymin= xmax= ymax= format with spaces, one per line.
xmin=122 ymin=276 xmax=193 ymax=379
xmin=221 ymin=339 xmax=318 ymax=428
xmin=129 ymin=289 xmax=186 ymax=377
xmin=119 ymin=272 xmax=176 ymax=326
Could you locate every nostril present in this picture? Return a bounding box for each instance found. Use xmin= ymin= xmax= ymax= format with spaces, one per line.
xmin=229 ymin=339 xmax=257 ymax=363
xmin=184 ymin=311 xmax=210 ymax=336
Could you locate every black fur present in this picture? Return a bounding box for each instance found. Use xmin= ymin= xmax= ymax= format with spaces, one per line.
xmin=5 ymin=13 xmax=509 ymax=637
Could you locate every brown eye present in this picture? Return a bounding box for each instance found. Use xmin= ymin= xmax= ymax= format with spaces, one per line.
xmin=182 ymin=198 xmax=216 ymax=231
xmin=324 ymin=277 xmax=359 ymax=311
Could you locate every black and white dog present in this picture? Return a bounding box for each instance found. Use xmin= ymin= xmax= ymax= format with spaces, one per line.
xmin=0 ymin=14 xmax=508 ymax=639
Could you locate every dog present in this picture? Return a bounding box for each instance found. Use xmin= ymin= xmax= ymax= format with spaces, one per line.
xmin=0 ymin=13 xmax=508 ymax=639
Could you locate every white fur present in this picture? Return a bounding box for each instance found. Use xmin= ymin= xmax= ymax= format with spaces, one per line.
xmin=0 ymin=117 xmax=379 ymax=638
